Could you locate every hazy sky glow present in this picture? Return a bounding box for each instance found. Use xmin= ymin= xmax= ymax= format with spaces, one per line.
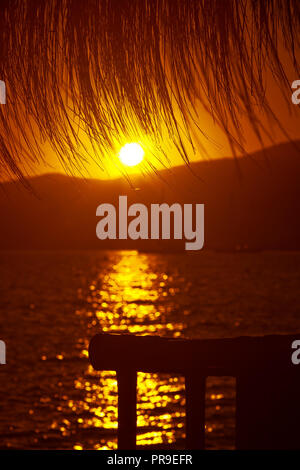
xmin=0 ymin=3 xmax=299 ymax=182
xmin=14 ymin=82 xmax=299 ymax=182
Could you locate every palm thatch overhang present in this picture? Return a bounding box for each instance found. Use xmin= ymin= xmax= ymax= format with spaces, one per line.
xmin=0 ymin=0 xmax=299 ymax=184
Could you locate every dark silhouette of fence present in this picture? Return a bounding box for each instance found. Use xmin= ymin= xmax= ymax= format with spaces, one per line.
xmin=89 ymin=333 xmax=300 ymax=450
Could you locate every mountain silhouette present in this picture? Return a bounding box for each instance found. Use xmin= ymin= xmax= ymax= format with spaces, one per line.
xmin=0 ymin=141 xmax=299 ymax=252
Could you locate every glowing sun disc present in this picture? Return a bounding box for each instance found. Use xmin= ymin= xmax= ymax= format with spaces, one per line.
xmin=119 ymin=143 xmax=144 ymax=167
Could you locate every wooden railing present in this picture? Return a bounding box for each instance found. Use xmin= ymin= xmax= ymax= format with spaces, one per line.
xmin=89 ymin=333 xmax=300 ymax=450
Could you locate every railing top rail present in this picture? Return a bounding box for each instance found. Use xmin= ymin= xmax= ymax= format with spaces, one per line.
xmin=89 ymin=333 xmax=299 ymax=374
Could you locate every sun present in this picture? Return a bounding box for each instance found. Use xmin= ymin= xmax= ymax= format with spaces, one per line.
xmin=118 ymin=143 xmax=144 ymax=167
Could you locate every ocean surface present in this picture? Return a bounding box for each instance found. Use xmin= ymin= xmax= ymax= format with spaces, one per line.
xmin=0 ymin=250 xmax=300 ymax=450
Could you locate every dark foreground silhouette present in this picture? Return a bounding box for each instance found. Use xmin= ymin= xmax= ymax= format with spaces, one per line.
xmin=89 ymin=333 xmax=300 ymax=450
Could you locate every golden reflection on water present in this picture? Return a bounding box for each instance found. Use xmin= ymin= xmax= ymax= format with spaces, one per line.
xmin=75 ymin=251 xmax=187 ymax=449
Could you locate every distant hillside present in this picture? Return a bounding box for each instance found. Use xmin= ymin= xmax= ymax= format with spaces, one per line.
xmin=0 ymin=141 xmax=299 ymax=251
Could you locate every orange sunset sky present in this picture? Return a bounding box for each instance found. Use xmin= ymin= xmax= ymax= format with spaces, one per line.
xmin=2 ymin=46 xmax=300 ymax=182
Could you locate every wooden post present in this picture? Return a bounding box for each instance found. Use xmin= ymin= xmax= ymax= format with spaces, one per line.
xmin=185 ymin=373 xmax=206 ymax=449
xmin=236 ymin=369 xmax=300 ymax=449
xmin=117 ymin=368 xmax=137 ymax=449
